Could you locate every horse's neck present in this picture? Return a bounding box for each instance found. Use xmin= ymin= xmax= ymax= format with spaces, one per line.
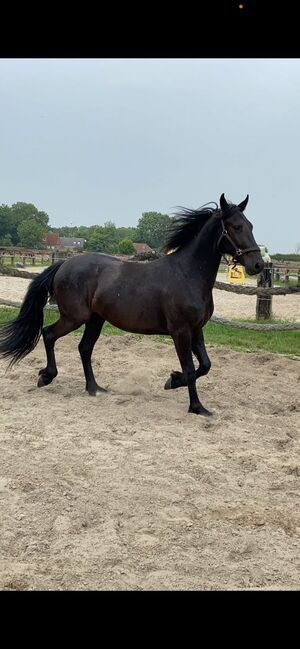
xmin=182 ymin=217 xmax=221 ymax=287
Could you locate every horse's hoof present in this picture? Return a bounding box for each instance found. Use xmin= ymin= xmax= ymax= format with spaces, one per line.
xmin=164 ymin=377 xmax=172 ymax=390
xmin=188 ymin=406 xmax=213 ymax=416
xmin=37 ymin=372 xmax=55 ymax=387
xmin=164 ymin=371 xmax=183 ymax=390
xmin=87 ymin=385 xmax=108 ymax=396
xmin=201 ymin=409 xmax=213 ymax=417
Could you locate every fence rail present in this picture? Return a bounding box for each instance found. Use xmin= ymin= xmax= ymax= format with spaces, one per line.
xmin=0 ymin=261 xmax=299 ymax=331
xmin=1 ymin=263 xmax=299 ymax=296
xmin=0 ymin=248 xmax=300 ymax=267
xmin=0 ymin=297 xmax=299 ymax=330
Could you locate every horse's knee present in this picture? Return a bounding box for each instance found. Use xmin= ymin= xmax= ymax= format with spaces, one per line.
xmin=78 ymin=341 xmax=91 ymax=358
xmin=186 ymin=368 xmax=197 ymax=384
xmin=201 ymin=358 xmax=211 ymax=375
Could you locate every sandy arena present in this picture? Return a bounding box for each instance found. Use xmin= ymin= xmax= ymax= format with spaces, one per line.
xmin=0 ymin=270 xmax=299 ymax=590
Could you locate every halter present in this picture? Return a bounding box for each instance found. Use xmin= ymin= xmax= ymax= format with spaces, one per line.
xmin=217 ymin=218 xmax=260 ymax=262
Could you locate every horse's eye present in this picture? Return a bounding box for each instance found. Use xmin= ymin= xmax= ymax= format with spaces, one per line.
xmin=233 ymin=225 xmax=242 ymax=232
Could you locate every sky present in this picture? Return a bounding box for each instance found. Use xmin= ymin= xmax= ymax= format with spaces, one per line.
xmin=0 ymin=58 xmax=299 ymax=253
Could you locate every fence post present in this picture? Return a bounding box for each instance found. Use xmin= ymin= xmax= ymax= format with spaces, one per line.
xmin=256 ymin=262 xmax=273 ymax=320
xmin=285 ymin=269 xmax=290 ymax=286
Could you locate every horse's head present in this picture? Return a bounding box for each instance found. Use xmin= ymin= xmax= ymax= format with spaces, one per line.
xmin=217 ymin=193 xmax=264 ymax=276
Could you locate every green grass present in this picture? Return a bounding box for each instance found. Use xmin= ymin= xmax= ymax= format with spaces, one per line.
xmin=273 ymin=277 xmax=299 ymax=287
xmin=1 ymin=256 xmax=50 ymax=267
xmin=204 ymin=320 xmax=299 ymax=356
xmin=0 ymin=306 xmax=298 ymax=358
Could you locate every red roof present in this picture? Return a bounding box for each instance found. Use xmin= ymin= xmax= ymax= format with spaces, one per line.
xmin=43 ymin=232 xmax=60 ymax=245
xmin=133 ymin=242 xmax=153 ymax=253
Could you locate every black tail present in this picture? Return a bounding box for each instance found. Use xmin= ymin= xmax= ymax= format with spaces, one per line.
xmin=0 ymin=260 xmax=64 ymax=368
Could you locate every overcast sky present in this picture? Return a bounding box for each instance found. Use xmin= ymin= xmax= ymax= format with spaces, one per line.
xmin=0 ymin=58 xmax=299 ymax=253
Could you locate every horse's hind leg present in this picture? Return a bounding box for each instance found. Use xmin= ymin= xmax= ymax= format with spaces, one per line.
xmin=38 ymin=316 xmax=83 ymax=387
xmin=78 ymin=313 xmax=106 ymax=396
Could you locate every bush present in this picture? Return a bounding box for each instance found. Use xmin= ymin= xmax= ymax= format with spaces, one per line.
xmin=272 ymin=253 xmax=300 ymax=262
xmin=118 ymin=238 xmax=135 ymax=255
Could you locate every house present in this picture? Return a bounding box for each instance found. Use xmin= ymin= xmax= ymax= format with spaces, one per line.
xmin=58 ymin=237 xmax=85 ymax=250
xmin=42 ymin=232 xmax=60 ymax=249
xmin=133 ymin=242 xmax=153 ymax=254
xmin=42 ymin=233 xmax=85 ymax=250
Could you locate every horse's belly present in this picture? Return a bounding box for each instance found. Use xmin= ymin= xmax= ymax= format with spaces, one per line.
xmin=94 ymin=297 xmax=167 ymax=335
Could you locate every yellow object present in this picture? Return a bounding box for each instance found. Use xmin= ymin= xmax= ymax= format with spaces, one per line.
xmin=227 ymin=263 xmax=245 ymax=284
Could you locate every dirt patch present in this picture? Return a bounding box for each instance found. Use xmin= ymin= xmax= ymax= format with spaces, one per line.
xmin=0 ymin=332 xmax=299 ymax=590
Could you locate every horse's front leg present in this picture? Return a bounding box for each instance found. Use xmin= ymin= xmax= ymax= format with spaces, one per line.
xmin=170 ymin=326 xmax=212 ymax=416
xmin=192 ymin=328 xmax=211 ymax=377
xmin=164 ymin=327 xmax=211 ymax=388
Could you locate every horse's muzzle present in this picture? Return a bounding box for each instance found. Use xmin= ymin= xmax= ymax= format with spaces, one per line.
xmin=245 ymin=258 xmax=265 ymax=275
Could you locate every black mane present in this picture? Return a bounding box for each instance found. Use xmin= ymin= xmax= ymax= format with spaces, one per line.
xmin=162 ymin=203 xmax=218 ymax=253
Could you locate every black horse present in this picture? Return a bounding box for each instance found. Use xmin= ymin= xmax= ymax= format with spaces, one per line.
xmin=0 ymin=193 xmax=264 ymax=415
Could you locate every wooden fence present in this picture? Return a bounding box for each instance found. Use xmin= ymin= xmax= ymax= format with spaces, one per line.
xmin=0 ymin=261 xmax=299 ymax=331
xmin=0 ymin=247 xmax=300 ymax=284
xmin=0 ymin=250 xmax=79 ymax=267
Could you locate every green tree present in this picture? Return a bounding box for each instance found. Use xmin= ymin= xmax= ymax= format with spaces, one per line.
xmin=76 ymin=226 xmax=90 ymax=243
xmin=137 ymin=212 xmax=171 ymax=249
xmin=115 ymin=226 xmax=138 ymax=242
xmin=10 ymin=202 xmax=49 ymax=227
xmin=86 ymin=226 xmax=118 ymax=254
xmin=0 ymin=233 xmax=13 ymax=246
xmin=103 ymin=221 xmax=118 ymax=246
xmin=17 ymin=219 xmax=45 ymax=248
xmin=118 ymin=238 xmax=135 ymax=255
xmin=0 ymin=204 xmax=12 ymax=240
xmin=0 ymin=202 xmax=51 ymax=245
xmin=272 ymin=253 xmax=300 ymax=262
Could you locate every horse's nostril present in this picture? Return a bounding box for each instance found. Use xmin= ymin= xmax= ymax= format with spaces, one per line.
xmin=255 ymin=262 xmax=262 ymax=270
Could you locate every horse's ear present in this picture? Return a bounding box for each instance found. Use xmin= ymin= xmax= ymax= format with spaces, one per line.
xmin=238 ymin=195 xmax=249 ymax=212
xmin=220 ymin=193 xmax=228 ymax=212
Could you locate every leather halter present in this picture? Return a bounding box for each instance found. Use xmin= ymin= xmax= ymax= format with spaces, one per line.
xmin=217 ymin=218 xmax=260 ymax=262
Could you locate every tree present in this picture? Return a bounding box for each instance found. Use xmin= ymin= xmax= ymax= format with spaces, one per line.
xmin=85 ymin=226 xmax=118 ymax=254
xmin=0 ymin=204 xmax=11 ymax=240
xmin=0 ymin=233 xmax=13 ymax=247
xmin=137 ymin=212 xmax=171 ymax=249
xmin=0 ymin=202 xmax=51 ymax=245
xmin=103 ymin=221 xmax=118 ymax=247
xmin=10 ymin=202 xmax=49 ymax=228
xmin=118 ymin=238 xmax=135 ymax=255
xmin=17 ymin=219 xmax=45 ymax=248
xmin=115 ymin=226 xmax=138 ymax=242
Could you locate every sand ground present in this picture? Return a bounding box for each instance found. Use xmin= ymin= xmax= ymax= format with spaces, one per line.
xmin=0 ymin=270 xmax=299 ymax=590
